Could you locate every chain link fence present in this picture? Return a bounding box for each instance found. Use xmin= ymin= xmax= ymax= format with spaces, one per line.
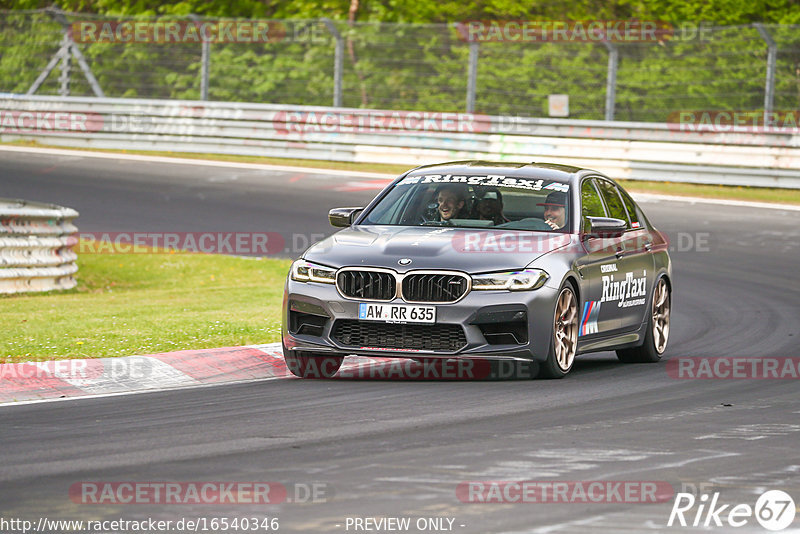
xmin=1 ymin=10 xmax=799 ymax=122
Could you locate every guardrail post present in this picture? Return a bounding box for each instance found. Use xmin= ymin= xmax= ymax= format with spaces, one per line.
xmin=200 ymin=39 xmax=210 ymax=100
xmin=754 ymin=23 xmax=777 ymax=122
xmin=466 ymin=42 xmax=479 ymax=114
xmin=603 ymin=41 xmax=618 ymax=121
xmin=190 ymin=15 xmax=210 ymax=100
xmin=68 ymin=40 xmax=105 ymax=97
xmin=28 ymin=7 xmax=105 ymax=97
xmin=322 ymin=18 xmax=344 ymax=107
xmin=28 ymin=38 xmax=70 ymax=95
xmin=58 ymin=32 xmax=71 ymax=96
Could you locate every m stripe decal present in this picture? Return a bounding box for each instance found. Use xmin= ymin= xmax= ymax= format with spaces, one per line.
xmin=580 ymin=300 xmax=601 ymax=336
xmin=581 ymin=302 xmax=592 ymax=335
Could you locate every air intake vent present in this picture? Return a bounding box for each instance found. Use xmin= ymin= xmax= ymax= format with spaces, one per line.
xmin=402 ymin=273 xmax=469 ymax=303
xmin=337 ymin=270 xmax=396 ymax=301
xmin=289 ymin=311 xmax=328 ymax=337
xmin=332 ymin=320 xmax=467 ymax=352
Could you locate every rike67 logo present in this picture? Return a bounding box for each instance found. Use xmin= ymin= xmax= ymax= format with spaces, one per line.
xmin=668 ymin=489 xmax=796 ymax=531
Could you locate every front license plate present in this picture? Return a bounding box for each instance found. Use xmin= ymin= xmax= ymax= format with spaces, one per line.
xmin=358 ymin=303 xmax=436 ymax=324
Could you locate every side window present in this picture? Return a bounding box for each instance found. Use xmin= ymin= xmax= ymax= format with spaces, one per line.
xmin=618 ymin=189 xmax=643 ymax=229
xmin=596 ymin=179 xmax=630 ymax=228
xmin=580 ymin=179 xmax=606 ymax=233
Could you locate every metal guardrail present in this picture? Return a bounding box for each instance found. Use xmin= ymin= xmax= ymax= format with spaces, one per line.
xmin=0 ymin=198 xmax=78 ymax=294
xmin=1 ymin=95 xmax=800 ymax=188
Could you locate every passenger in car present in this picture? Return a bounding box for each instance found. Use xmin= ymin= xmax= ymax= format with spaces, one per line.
xmin=434 ymin=184 xmax=468 ymax=221
xmin=538 ymin=191 xmax=568 ymax=230
xmin=471 ymin=187 xmax=509 ymax=225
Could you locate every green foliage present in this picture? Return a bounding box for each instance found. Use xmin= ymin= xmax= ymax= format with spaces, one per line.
xmin=1 ymin=2 xmax=798 ymax=120
xmin=2 ymin=0 xmax=798 ymax=22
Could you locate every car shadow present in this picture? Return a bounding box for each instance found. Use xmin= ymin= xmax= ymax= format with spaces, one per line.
xmin=327 ymin=353 xmax=630 ymax=382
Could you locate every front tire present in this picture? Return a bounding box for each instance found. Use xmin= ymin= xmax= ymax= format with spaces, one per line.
xmin=283 ymin=349 xmax=344 ymax=378
xmin=617 ymin=277 xmax=671 ymax=363
xmin=539 ymin=283 xmax=579 ymax=379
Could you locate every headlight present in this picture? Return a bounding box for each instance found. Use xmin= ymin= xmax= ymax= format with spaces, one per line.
xmin=471 ymin=269 xmax=548 ymax=291
xmin=290 ymin=259 xmax=336 ymax=284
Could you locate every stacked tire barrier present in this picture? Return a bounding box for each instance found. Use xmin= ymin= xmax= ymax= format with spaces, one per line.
xmin=0 ymin=199 xmax=78 ymax=294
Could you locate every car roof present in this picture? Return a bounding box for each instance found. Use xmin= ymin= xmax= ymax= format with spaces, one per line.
xmin=405 ymin=160 xmax=603 ymax=184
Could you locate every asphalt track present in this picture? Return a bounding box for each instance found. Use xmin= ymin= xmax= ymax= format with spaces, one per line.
xmin=1 ymin=150 xmax=799 ymax=533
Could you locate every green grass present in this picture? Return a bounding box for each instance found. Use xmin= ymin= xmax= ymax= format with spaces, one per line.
xmin=0 ymin=246 xmax=291 ymax=363
xmin=616 ymin=180 xmax=800 ymax=205
xmin=5 ymin=139 xmax=800 ymax=205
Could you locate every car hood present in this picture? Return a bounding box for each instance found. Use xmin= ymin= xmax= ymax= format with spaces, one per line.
xmin=303 ymin=225 xmax=576 ymax=273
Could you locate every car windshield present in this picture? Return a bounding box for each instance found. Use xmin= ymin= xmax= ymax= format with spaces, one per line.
xmin=360 ymin=173 xmax=571 ymax=232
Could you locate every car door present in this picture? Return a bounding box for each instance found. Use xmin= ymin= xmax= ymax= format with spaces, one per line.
xmin=595 ymin=179 xmax=655 ymax=333
xmin=574 ymin=177 xmax=620 ymax=338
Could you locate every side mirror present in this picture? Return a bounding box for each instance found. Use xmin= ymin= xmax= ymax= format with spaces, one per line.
xmin=586 ymin=216 xmax=627 ymax=238
xmin=329 ymin=207 xmax=364 ymax=228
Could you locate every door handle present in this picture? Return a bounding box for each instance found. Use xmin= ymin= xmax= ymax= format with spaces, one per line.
xmin=615 ymin=248 xmax=625 ymax=259
xmin=644 ymin=242 xmax=652 ymax=251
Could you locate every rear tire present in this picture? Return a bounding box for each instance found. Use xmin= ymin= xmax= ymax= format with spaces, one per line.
xmin=539 ymin=283 xmax=579 ymax=379
xmin=283 ymin=348 xmax=344 ymax=378
xmin=617 ymin=277 xmax=670 ymax=363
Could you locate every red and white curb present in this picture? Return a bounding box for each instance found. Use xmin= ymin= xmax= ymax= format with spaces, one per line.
xmin=0 ymin=343 xmax=288 ymax=405
xmin=0 ymin=344 xmax=528 ymax=405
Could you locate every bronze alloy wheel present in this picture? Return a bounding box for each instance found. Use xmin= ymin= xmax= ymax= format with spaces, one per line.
xmin=616 ymin=276 xmax=671 ymax=363
xmin=652 ymin=278 xmax=671 ymax=354
xmin=553 ymin=286 xmax=579 ymax=371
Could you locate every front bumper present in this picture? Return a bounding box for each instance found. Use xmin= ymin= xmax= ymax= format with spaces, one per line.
xmin=282 ymin=278 xmax=559 ymax=362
